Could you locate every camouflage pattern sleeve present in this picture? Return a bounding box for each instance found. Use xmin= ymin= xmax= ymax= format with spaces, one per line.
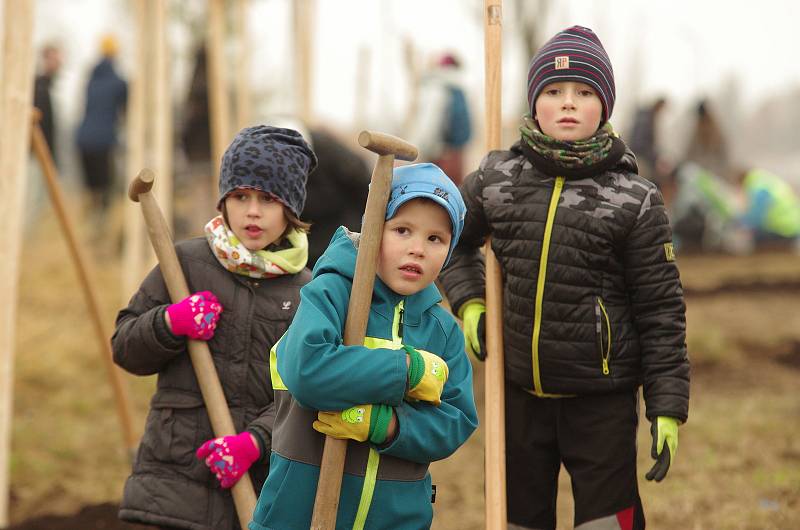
xmin=622 ymin=185 xmax=690 ymax=423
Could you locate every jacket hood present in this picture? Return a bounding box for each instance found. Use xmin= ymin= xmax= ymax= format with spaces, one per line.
xmin=313 ymin=226 xmax=443 ymax=322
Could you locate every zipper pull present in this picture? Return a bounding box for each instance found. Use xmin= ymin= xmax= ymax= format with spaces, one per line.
xmin=602 ymin=358 xmax=609 ymax=375
xmin=398 ymin=307 xmax=404 ymax=338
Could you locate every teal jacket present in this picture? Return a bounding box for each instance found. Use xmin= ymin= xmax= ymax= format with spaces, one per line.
xmin=249 ymin=227 xmax=478 ymax=530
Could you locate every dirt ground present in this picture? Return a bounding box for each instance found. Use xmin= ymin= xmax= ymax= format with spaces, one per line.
xmin=6 ymin=205 xmax=800 ymax=529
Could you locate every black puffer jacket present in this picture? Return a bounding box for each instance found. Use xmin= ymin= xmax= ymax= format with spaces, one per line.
xmin=112 ymin=237 xmax=311 ymax=530
xmin=439 ymin=139 xmax=689 ymax=422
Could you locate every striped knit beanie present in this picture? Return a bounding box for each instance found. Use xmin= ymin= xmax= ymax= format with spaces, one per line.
xmin=527 ymin=25 xmax=615 ymax=124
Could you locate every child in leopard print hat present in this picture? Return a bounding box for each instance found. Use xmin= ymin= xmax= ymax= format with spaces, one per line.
xmin=112 ymin=125 xmax=316 ymax=530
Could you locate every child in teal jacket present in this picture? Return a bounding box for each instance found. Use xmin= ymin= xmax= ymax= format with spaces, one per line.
xmin=249 ymin=163 xmax=478 ymax=530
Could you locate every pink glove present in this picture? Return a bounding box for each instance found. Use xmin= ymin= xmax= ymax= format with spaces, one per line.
xmin=196 ymin=432 xmax=261 ymax=489
xmin=166 ymin=291 xmax=222 ymax=340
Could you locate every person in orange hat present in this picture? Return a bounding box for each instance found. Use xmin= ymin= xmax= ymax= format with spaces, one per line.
xmin=75 ymin=33 xmax=127 ymax=225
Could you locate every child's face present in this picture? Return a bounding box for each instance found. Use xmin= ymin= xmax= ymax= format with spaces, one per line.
xmin=377 ymin=199 xmax=452 ymax=296
xmin=224 ymin=188 xmax=288 ymax=251
xmin=534 ymin=81 xmax=603 ymax=141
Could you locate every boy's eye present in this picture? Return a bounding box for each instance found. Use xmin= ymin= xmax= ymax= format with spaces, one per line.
xmin=428 ymin=235 xmax=442 ymax=243
xmin=579 ymin=89 xmax=596 ymax=97
xmin=545 ymin=88 xmax=560 ymax=96
xmin=394 ymin=226 xmax=409 ymax=235
xmin=260 ymin=194 xmax=275 ymax=203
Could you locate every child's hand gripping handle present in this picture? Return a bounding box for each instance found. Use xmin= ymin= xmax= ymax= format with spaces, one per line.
xmin=311 ymin=132 xmax=418 ymax=530
xmin=129 ymin=169 xmax=256 ymax=530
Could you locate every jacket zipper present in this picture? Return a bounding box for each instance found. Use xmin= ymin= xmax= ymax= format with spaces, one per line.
xmin=355 ymin=300 xmax=404 ymax=529
xmin=531 ymin=176 xmax=565 ymax=395
xmin=596 ymin=297 xmax=611 ymax=375
xmin=393 ymin=300 xmax=405 ymax=342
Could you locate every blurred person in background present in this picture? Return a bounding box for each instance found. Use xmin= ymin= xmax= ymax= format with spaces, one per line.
xmin=670 ymin=162 xmax=740 ymax=253
xmin=75 ymin=33 xmax=128 ymax=224
xmin=733 ymin=167 xmax=800 ymax=251
xmin=302 ymin=127 xmax=371 ymax=268
xmin=406 ymin=52 xmax=473 ymax=185
xmin=33 ymin=43 xmax=62 ymax=164
xmin=27 ymin=43 xmax=64 ymax=231
xmin=627 ymin=97 xmax=672 ymax=180
xmin=181 ymin=45 xmax=212 ymax=169
xmin=685 ymin=99 xmax=730 ymax=180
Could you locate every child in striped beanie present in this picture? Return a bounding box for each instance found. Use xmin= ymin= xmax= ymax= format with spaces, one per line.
xmin=438 ymin=25 xmax=688 ymax=530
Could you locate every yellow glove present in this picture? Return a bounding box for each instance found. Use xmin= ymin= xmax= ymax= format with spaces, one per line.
xmin=461 ymin=301 xmax=486 ymax=361
xmin=313 ymin=404 xmax=393 ymax=444
xmin=645 ymin=416 xmax=679 ymax=482
xmin=403 ymin=344 xmax=449 ymax=406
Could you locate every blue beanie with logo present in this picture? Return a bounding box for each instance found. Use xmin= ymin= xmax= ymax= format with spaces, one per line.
xmin=385 ymin=163 xmax=466 ymax=266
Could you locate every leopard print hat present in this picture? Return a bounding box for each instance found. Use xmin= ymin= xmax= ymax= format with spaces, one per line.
xmin=217 ymin=125 xmax=318 ymax=216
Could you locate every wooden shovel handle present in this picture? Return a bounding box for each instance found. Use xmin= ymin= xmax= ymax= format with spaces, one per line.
xmin=311 ymin=132 xmax=417 ymax=529
xmin=128 ymin=169 xmax=256 ymax=529
xmin=358 ymin=130 xmax=418 ymax=161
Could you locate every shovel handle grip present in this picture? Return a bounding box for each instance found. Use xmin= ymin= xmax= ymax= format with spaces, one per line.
xmin=358 ymin=130 xmax=418 ymax=161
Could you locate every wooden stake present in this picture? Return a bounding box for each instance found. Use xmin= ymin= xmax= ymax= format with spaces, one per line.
xmin=153 ymin=0 xmax=173 ymax=229
xmin=235 ymin=0 xmax=252 ymax=130
xmin=310 ymin=131 xmax=418 ymax=529
xmin=292 ymin=0 xmax=315 ymax=124
xmin=30 ymin=115 xmax=139 ymax=458
xmin=0 ymin=3 xmax=35 ymax=525
xmin=129 ymin=169 xmax=256 ymax=530
xmin=207 ymin=0 xmax=231 ymax=188
xmin=484 ymin=1 xmax=508 ymax=529
xmin=122 ymin=0 xmax=148 ymax=304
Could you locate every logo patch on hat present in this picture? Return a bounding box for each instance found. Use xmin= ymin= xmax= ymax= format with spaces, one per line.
xmin=554 ymin=56 xmax=570 ymax=69
xmin=433 ymin=187 xmax=449 ymax=200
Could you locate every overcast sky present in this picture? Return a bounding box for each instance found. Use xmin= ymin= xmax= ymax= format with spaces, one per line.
xmin=28 ymin=0 xmax=800 ymax=146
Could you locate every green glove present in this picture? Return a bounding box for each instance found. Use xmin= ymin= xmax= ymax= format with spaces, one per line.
xmin=313 ymin=404 xmax=393 ymax=445
xmin=403 ymin=344 xmax=449 ymax=406
xmin=461 ymin=301 xmax=487 ymax=361
xmin=645 ymin=416 xmax=679 ymax=482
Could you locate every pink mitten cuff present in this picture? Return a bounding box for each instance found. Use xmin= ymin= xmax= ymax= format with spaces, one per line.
xmin=196 ymin=432 xmax=261 ymax=489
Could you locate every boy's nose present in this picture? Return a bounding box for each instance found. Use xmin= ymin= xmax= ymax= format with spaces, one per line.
xmin=408 ymin=238 xmax=425 ymax=256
